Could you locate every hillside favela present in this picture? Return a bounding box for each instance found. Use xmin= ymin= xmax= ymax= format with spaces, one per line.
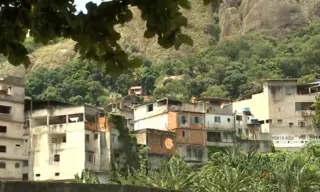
xmin=2 ymin=0 xmax=320 ymax=191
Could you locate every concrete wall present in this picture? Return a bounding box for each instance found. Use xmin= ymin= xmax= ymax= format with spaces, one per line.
xmin=0 ymin=77 xmax=26 ymax=180
xmin=205 ymin=114 xmax=233 ymax=130
xmin=0 ymin=182 xmax=177 ymax=192
xmin=134 ymin=114 xmax=168 ymax=131
xmin=27 ymin=106 xmax=108 ymax=181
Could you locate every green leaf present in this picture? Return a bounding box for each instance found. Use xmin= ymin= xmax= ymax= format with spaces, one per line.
xmin=178 ymin=0 xmax=192 ymax=9
xmin=178 ymin=34 xmax=193 ymax=46
xmin=144 ymin=30 xmax=156 ymax=38
xmin=128 ymin=58 xmax=143 ymax=68
xmin=203 ymin=0 xmax=212 ymax=5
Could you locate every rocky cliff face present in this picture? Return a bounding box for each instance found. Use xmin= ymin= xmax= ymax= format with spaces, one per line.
xmin=219 ymin=0 xmax=320 ymax=37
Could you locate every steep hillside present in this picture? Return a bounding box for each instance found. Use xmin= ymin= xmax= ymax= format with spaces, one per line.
xmin=1 ymin=0 xmax=320 ymax=77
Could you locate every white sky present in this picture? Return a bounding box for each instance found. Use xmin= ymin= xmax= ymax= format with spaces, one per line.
xmin=74 ymin=0 xmax=103 ymax=13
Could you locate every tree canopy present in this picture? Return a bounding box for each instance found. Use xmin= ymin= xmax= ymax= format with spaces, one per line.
xmin=0 ymin=0 xmax=211 ymax=71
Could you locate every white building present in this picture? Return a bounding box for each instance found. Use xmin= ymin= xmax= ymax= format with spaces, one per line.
xmin=233 ymin=79 xmax=320 ymax=150
xmin=0 ymin=76 xmax=28 ymax=180
xmin=24 ymin=100 xmax=111 ymax=182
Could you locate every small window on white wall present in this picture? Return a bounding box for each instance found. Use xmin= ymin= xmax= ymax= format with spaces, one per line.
xmin=214 ymin=116 xmax=221 ymax=123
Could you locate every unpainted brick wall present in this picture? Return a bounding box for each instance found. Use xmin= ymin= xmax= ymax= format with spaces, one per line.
xmin=0 ymin=181 xmax=177 ymax=192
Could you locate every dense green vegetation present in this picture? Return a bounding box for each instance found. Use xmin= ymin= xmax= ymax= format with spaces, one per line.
xmin=81 ymin=143 xmax=320 ymax=191
xmin=25 ymin=23 xmax=320 ymax=104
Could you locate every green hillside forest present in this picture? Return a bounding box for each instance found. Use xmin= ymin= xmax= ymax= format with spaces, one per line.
xmin=24 ymin=23 xmax=320 ymax=105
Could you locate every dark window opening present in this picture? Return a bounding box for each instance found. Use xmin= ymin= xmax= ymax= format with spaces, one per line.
xmin=0 ymin=126 xmax=7 ymax=133
xmin=49 ymin=115 xmax=67 ymax=125
xmin=266 ymin=119 xmax=272 ymax=124
xmin=85 ymin=134 xmax=90 ymax=142
xmin=207 ymin=132 xmax=221 ymax=142
xmin=258 ymin=120 xmax=265 ymax=124
xmin=55 ymin=173 xmax=60 ymax=176
xmin=0 ymin=145 xmax=6 ymax=153
xmin=299 ymin=121 xmax=306 ymax=127
xmin=15 ymin=162 xmax=20 ymax=168
xmin=227 ymin=118 xmax=231 ymax=122
xmin=94 ymin=133 xmax=98 ymax=140
xmin=23 ymin=161 xmax=28 ymax=167
xmin=186 ymin=146 xmax=192 ymax=157
xmin=236 ymin=115 xmax=242 ymax=121
xmin=35 ymin=174 xmax=40 ymax=177
xmin=0 ymin=162 xmax=5 ymax=169
xmin=278 ymin=119 xmax=282 ymax=124
xmin=0 ymin=105 xmax=11 ymax=114
xmin=62 ymin=135 xmax=67 ymax=143
xmin=289 ymin=123 xmax=294 ymax=127
xmin=147 ymin=104 xmax=153 ymax=112
xmin=68 ymin=113 xmax=84 ymax=123
xmin=179 ymin=115 xmax=187 ymax=124
xmin=16 ymin=144 xmax=20 ymax=148
xmin=22 ymin=173 xmax=28 ymax=181
xmin=214 ymin=116 xmax=221 ymax=123
xmin=182 ymin=131 xmax=189 ymax=138
xmin=54 ymin=154 xmax=60 ymax=162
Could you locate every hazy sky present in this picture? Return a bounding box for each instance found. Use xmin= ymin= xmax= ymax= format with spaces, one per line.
xmin=74 ymin=0 xmax=103 ymax=13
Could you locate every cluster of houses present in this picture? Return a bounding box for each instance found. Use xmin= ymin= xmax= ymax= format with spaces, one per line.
xmin=0 ymin=76 xmax=319 ymax=183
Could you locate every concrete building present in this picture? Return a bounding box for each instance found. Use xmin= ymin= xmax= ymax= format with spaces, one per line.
xmin=233 ymin=79 xmax=320 ymax=150
xmin=199 ymin=98 xmax=271 ymax=153
xmin=134 ymin=98 xmax=208 ymax=164
xmin=24 ymin=100 xmax=110 ymax=182
xmin=0 ymin=76 xmax=28 ymax=180
xmin=135 ymin=129 xmax=176 ymax=169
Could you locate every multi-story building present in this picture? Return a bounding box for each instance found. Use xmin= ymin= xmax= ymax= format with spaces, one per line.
xmin=24 ymin=99 xmax=111 ymax=182
xmin=199 ymin=98 xmax=271 ymax=153
xmin=0 ymin=76 xmax=28 ymax=180
xmin=135 ymin=129 xmax=176 ymax=169
xmin=233 ymin=79 xmax=320 ymax=150
xmin=134 ymin=98 xmax=208 ymax=165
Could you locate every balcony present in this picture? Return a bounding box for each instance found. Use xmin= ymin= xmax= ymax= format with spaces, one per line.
xmin=206 ymin=122 xmax=234 ymax=131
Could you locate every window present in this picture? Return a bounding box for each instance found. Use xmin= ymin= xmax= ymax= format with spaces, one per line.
xmin=51 ymin=137 xmax=58 ymax=143
xmin=22 ymin=173 xmax=28 ymax=181
xmin=55 ymin=173 xmax=60 ymax=176
xmin=15 ymin=144 xmax=20 ymax=148
xmin=191 ymin=116 xmax=203 ymax=124
xmin=214 ymin=116 xmax=221 ymax=123
xmin=278 ymin=119 xmax=283 ymax=124
xmin=0 ymin=145 xmax=6 ymax=153
xmin=227 ymin=118 xmax=231 ymax=122
xmin=62 ymin=135 xmax=67 ymax=143
xmin=289 ymin=122 xmax=294 ymax=127
xmin=238 ymin=129 xmax=242 ymax=135
xmin=35 ymin=174 xmax=40 ymax=177
xmin=15 ymin=163 xmax=20 ymax=168
xmin=266 ymin=119 xmax=272 ymax=124
xmin=25 ymin=139 xmax=28 ymax=142
xmin=182 ymin=131 xmax=189 ymax=138
xmin=88 ymin=154 xmax=93 ymax=162
xmin=147 ymin=104 xmax=153 ymax=112
xmin=0 ymin=162 xmax=5 ymax=169
xmin=23 ymin=161 xmax=28 ymax=167
xmin=258 ymin=120 xmax=265 ymax=124
xmin=54 ymin=154 xmax=60 ymax=162
xmin=179 ymin=115 xmax=187 ymax=124
xmin=94 ymin=133 xmax=98 ymax=140
xmin=236 ymin=115 xmax=242 ymax=121
xmin=112 ymin=134 xmax=117 ymax=143
xmin=0 ymin=105 xmax=11 ymax=114
xmin=85 ymin=134 xmax=90 ymax=142
xmin=299 ymin=121 xmax=306 ymax=127
xmin=0 ymin=126 xmax=6 ymax=133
